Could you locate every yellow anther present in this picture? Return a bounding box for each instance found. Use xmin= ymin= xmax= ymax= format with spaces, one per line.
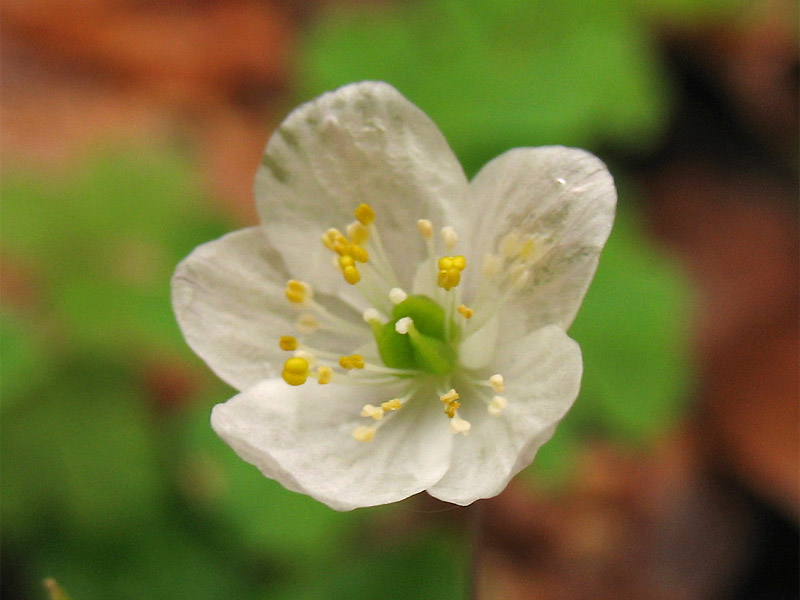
xmin=281 ymin=356 xmax=309 ymax=386
xmin=285 ymin=279 xmax=310 ymax=304
xmin=440 ymin=389 xmax=461 ymax=418
xmin=437 ymin=255 xmax=466 ymax=290
xmin=332 ymin=234 xmax=350 ymax=256
xmin=348 ymin=244 xmax=369 ymax=263
xmin=441 ymin=225 xmax=459 ymax=249
xmin=457 ymin=304 xmax=474 ymax=319
xmin=342 ymin=265 xmax=361 ymax=285
xmin=437 ymin=269 xmax=461 ymax=291
xmin=279 ymin=335 xmax=298 ymax=351
xmin=354 ymin=203 xmax=375 ymax=226
xmin=488 ymin=395 xmax=508 ymax=416
xmin=338 ymin=254 xmax=355 ymax=270
xmin=417 ymin=219 xmax=434 ymax=239
xmin=317 ymin=366 xmax=333 ymax=385
xmin=489 ymin=374 xmax=505 ymax=393
xmin=381 ymin=399 xmax=403 ymax=412
xmin=339 ymin=354 xmax=365 ymax=370
xmin=360 ymin=404 xmax=384 ymax=420
xmin=321 ymin=229 xmax=339 ymax=251
xmin=450 ymin=414 xmax=471 ymax=435
xmin=346 ymin=221 xmax=370 ymax=245
xmin=440 ymin=389 xmax=460 ymax=403
xmin=443 ymin=400 xmax=461 ymax=419
xmin=352 ymin=426 xmax=377 ymax=442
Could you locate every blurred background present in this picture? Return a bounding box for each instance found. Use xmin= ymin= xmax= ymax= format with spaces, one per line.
xmin=1 ymin=1 xmax=797 ymax=599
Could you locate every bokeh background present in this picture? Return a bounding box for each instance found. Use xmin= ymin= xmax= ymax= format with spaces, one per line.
xmin=1 ymin=1 xmax=797 ymax=599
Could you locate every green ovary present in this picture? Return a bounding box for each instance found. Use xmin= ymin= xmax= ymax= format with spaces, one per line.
xmin=370 ymin=295 xmax=458 ymax=375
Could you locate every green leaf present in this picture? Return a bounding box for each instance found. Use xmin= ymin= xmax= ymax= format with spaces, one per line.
xmin=569 ymin=208 xmax=694 ymax=444
xmin=298 ymin=0 xmax=672 ymax=173
xmin=0 ymin=361 xmax=164 ymax=541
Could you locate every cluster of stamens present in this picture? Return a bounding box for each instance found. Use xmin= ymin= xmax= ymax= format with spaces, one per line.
xmin=276 ymin=203 xmax=528 ymax=443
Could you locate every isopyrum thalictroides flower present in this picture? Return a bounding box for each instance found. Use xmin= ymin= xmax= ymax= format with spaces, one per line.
xmin=172 ymin=82 xmax=616 ymax=511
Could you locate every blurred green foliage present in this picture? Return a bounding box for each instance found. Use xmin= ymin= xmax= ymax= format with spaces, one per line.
xmin=298 ymin=0 xmax=742 ymax=175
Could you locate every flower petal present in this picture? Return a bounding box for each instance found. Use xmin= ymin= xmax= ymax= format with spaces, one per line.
xmin=211 ymin=379 xmax=454 ymax=511
xmin=172 ymin=227 xmax=368 ymax=391
xmin=428 ymin=325 xmax=582 ymax=505
xmin=466 ymin=146 xmax=616 ymax=330
xmin=255 ymin=81 xmax=470 ymax=293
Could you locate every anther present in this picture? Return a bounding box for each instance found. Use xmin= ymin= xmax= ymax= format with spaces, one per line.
xmin=352 ymin=426 xmax=377 ymax=442
xmin=348 ymin=244 xmax=369 ymax=263
xmin=354 ymin=203 xmax=376 ymax=226
xmin=381 ymin=399 xmax=403 ymax=412
xmin=437 ymin=255 xmax=466 ymax=290
xmin=450 ymin=414 xmax=471 ymax=435
xmin=395 ymin=317 xmax=413 ymax=335
xmin=441 ymin=226 xmax=458 ymax=249
xmin=279 ymin=335 xmax=298 ymax=351
xmin=285 ymin=279 xmax=310 ymax=304
xmin=317 ymin=366 xmax=333 ymax=384
xmin=440 ymin=389 xmax=461 ymax=419
xmin=489 ymin=374 xmax=505 ymax=393
xmin=417 ymin=219 xmax=433 ymax=239
xmin=488 ymin=395 xmax=508 ymax=416
xmin=282 ymin=356 xmax=309 ymax=386
xmin=339 ymin=354 xmax=365 ymax=370
xmin=342 ymin=265 xmax=361 ymax=285
xmin=457 ymin=304 xmax=474 ymax=319
xmin=389 ymin=288 xmax=407 ymax=305
xmin=360 ymin=404 xmax=384 ymax=420
xmin=346 ymin=221 xmax=369 ymax=245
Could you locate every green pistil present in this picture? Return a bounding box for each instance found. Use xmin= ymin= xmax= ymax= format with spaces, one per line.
xmin=371 ymin=294 xmax=459 ymax=375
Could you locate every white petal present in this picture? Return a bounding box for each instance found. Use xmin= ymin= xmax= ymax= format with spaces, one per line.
xmin=211 ymin=379 xmax=454 ymax=511
xmin=466 ymin=146 xmax=616 ymax=330
xmin=171 ymin=227 xmax=368 ymax=391
xmin=428 ymin=325 xmax=582 ymax=505
xmin=255 ymin=81 xmax=470 ymax=293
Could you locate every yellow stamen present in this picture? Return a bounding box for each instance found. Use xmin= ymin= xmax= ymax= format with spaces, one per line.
xmin=457 ymin=304 xmax=474 ymax=319
xmin=354 ymin=203 xmax=375 ymax=226
xmin=360 ymin=404 xmax=384 ymax=420
xmin=441 ymin=226 xmax=458 ymax=249
xmin=348 ymin=244 xmax=369 ymax=263
xmin=437 ymin=255 xmax=466 ymax=290
xmin=317 ymin=366 xmax=333 ymax=384
xmin=488 ymin=395 xmax=508 ymax=416
xmin=282 ymin=356 xmax=309 ymax=386
xmin=285 ymin=279 xmax=310 ymax=304
xmin=417 ymin=219 xmax=433 ymax=239
xmin=489 ymin=374 xmax=505 ymax=393
xmin=346 ymin=221 xmax=369 ymax=245
xmin=440 ymin=389 xmax=461 ymax=418
xmin=279 ymin=335 xmax=298 ymax=351
xmin=338 ymin=254 xmax=355 ymax=270
xmin=352 ymin=426 xmax=376 ymax=442
xmin=339 ymin=354 xmax=365 ymax=370
xmin=450 ymin=414 xmax=471 ymax=435
xmin=295 ymin=313 xmax=319 ymax=334
xmin=381 ymin=399 xmax=403 ymax=412
xmin=342 ymin=265 xmax=361 ymax=284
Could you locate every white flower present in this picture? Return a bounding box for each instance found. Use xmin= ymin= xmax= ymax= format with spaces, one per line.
xmin=172 ymin=82 xmax=616 ymax=511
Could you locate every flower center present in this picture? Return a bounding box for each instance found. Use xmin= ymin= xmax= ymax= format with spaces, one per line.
xmin=274 ymin=203 xmax=546 ymax=442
